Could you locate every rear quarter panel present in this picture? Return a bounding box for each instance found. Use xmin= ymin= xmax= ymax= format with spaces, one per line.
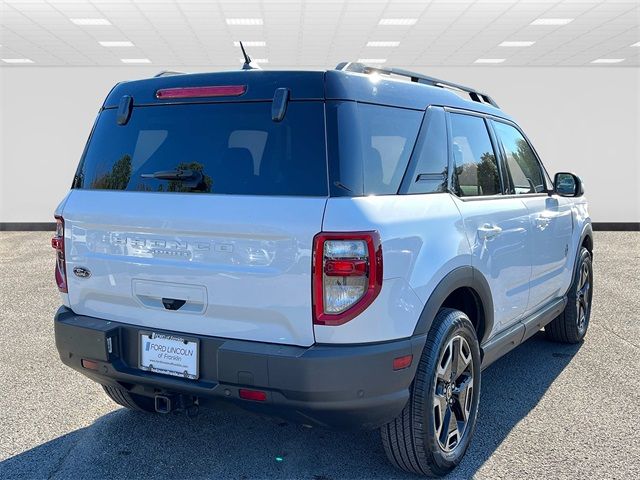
xmin=318 ymin=193 xmax=471 ymax=343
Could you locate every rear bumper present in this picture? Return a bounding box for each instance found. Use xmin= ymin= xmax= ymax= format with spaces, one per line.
xmin=54 ymin=306 xmax=426 ymax=429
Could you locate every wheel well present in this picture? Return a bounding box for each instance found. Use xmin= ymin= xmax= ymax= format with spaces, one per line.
xmin=441 ymin=287 xmax=485 ymax=341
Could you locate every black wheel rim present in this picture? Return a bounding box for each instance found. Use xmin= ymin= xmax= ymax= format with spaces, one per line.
xmin=576 ymin=261 xmax=591 ymax=334
xmin=433 ymin=335 xmax=474 ymax=452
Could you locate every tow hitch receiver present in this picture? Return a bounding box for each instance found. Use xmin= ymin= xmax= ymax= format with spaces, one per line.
xmin=154 ymin=394 xmax=199 ymax=416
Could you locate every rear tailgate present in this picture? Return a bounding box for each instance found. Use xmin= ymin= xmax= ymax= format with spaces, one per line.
xmin=62 ymin=191 xmax=324 ymax=346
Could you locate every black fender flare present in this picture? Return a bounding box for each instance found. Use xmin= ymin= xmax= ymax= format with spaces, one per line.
xmin=568 ymin=222 xmax=593 ymax=291
xmin=412 ymin=266 xmax=494 ymax=346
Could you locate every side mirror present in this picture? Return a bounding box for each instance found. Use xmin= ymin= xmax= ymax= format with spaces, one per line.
xmin=553 ymin=172 xmax=583 ymax=197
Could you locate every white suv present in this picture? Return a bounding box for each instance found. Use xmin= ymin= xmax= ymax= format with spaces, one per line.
xmin=53 ymin=63 xmax=593 ymax=477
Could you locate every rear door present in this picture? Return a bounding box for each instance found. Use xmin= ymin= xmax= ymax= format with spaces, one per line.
xmin=491 ymin=120 xmax=573 ymax=311
xmin=62 ymin=100 xmax=328 ymax=347
xmin=447 ymin=111 xmax=532 ymax=332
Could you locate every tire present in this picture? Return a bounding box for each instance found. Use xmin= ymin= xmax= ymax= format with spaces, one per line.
xmin=546 ymin=247 xmax=593 ymax=344
xmin=381 ymin=308 xmax=481 ymax=477
xmin=102 ymin=385 xmax=157 ymax=413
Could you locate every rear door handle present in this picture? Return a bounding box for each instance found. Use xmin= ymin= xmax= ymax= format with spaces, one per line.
xmin=477 ymin=224 xmax=502 ymax=240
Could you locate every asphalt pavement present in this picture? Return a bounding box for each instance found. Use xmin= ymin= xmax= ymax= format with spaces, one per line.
xmin=1 ymin=231 xmax=639 ymax=479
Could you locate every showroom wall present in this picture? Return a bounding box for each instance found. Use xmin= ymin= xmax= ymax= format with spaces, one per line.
xmin=0 ymin=65 xmax=638 ymax=224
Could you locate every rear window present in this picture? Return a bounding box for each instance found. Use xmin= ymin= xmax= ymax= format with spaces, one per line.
xmin=76 ymin=101 xmax=328 ymax=196
xmin=326 ymin=102 xmax=423 ymax=196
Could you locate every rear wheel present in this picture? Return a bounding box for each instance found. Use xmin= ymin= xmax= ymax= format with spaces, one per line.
xmin=101 ymin=385 xmax=157 ymax=413
xmin=381 ymin=308 xmax=481 ymax=477
xmin=546 ymin=247 xmax=593 ymax=344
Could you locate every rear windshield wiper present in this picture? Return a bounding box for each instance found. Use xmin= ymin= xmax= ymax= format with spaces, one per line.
xmin=140 ymin=169 xmax=197 ymax=180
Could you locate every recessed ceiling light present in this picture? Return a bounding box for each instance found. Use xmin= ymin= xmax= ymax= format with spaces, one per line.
xmin=366 ymin=41 xmax=400 ymax=47
xmin=530 ymin=18 xmax=573 ymax=26
xmin=379 ymin=18 xmax=417 ymax=26
xmin=474 ymin=58 xmax=506 ymax=64
xmin=233 ymin=41 xmax=266 ymax=47
xmin=121 ymin=58 xmax=151 ymax=64
xmin=591 ymin=58 xmax=625 ymax=64
xmin=70 ymin=18 xmax=111 ymax=26
xmin=226 ymin=18 xmax=263 ymax=26
xmin=99 ymin=41 xmax=134 ymax=47
xmin=239 ymin=58 xmax=268 ymax=63
xmin=631 ymin=42 xmax=640 ymax=47
xmin=499 ymin=41 xmax=535 ymax=47
xmin=2 ymin=58 xmax=34 ymax=64
xmin=357 ymin=58 xmax=387 ymax=64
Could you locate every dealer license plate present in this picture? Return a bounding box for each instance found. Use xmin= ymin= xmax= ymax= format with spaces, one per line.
xmin=139 ymin=332 xmax=199 ymax=380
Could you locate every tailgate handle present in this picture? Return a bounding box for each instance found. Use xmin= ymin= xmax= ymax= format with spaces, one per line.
xmin=162 ymin=298 xmax=186 ymax=311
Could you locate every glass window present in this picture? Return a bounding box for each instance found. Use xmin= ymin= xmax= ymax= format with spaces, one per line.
xmin=401 ymin=107 xmax=449 ymax=194
xmin=77 ymin=101 xmax=328 ymax=196
xmin=326 ymin=102 xmax=423 ymax=196
xmin=449 ymin=113 xmax=501 ymax=197
xmin=492 ymin=121 xmax=545 ymax=194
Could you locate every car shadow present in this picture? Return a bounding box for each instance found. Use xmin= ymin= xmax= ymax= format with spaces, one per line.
xmin=0 ymin=332 xmax=581 ymax=480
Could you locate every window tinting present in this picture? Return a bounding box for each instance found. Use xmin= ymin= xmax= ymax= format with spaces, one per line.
xmin=326 ymin=102 xmax=422 ymax=196
xmin=449 ymin=113 xmax=501 ymax=197
xmin=401 ymin=106 xmax=448 ymax=194
xmin=492 ymin=121 xmax=545 ymax=194
xmin=77 ymin=102 xmax=328 ymax=196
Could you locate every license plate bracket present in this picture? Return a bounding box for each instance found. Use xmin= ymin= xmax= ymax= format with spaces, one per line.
xmin=139 ymin=331 xmax=199 ymax=380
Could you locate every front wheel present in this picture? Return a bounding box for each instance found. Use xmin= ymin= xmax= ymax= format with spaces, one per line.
xmin=546 ymin=247 xmax=593 ymax=344
xmin=381 ymin=308 xmax=481 ymax=477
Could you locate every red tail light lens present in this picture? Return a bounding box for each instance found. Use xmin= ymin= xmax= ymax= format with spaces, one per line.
xmin=155 ymin=85 xmax=247 ymax=99
xmin=52 ymin=216 xmax=67 ymax=293
xmin=312 ymin=232 xmax=383 ymax=326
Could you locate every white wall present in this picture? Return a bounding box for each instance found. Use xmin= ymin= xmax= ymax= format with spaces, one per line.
xmin=1 ymin=66 xmax=638 ymax=223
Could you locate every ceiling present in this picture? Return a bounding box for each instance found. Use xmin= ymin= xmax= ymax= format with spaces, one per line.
xmin=1 ymin=0 xmax=639 ymax=68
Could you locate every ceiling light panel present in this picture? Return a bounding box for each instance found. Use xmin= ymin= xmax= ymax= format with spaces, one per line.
xmin=499 ymin=41 xmax=535 ymax=47
xmin=530 ymin=18 xmax=574 ymax=26
xmin=367 ymin=41 xmax=400 ymax=47
xmin=70 ymin=18 xmax=111 ymax=26
xmin=233 ymin=41 xmax=266 ymax=47
xmin=2 ymin=58 xmax=34 ymax=64
xmin=379 ymin=19 xmax=417 ymax=26
xmin=99 ymin=41 xmax=134 ymax=47
xmin=474 ymin=58 xmax=506 ymax=64
xmin=226 ymin=19 xmax=263 ymax=26
xmin=357 ymin=58 xmax=387 ymax=64
xmin=121 ymin=58 xmax=151 ymax=64
xmin=591 ymin=58 xmax=625 ymax=64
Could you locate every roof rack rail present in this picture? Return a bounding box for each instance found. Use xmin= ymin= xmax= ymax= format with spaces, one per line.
xmin=335 ymin=62 xmax=499 ymax=108
xmin=154 ymin=70 xmax=186 ymax=78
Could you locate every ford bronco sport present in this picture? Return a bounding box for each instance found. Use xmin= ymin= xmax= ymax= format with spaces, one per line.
xmin=53 ymin=62 xmax=593 ymax=477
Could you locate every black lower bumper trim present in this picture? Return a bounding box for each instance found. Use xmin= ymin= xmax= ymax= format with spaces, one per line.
xmin=54 ymin=306 xmax=426 ymax=429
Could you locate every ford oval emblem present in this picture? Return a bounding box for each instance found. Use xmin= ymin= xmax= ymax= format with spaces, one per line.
xmin=73 ymin=266 xmax=91 ymax=279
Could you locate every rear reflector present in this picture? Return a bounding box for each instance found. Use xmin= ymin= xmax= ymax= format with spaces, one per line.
xmin=239 ymin=389 xmax=267 ymax=402
xmin=393 ymin=355 xmax=413 ymax=371
xmin=156 ymin=85 xmax=247 ymax=99
xmin=81 ymin=359 xmax=99 ymax=371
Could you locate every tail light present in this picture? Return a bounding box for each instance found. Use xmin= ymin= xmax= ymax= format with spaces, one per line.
xmin=51 ymin=216 xmax=67 ymax=293
xmin=312 ymin=232 xmax=382 ymax=326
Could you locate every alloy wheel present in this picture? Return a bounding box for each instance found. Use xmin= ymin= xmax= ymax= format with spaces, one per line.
xmin=576 ymin=261 xmax=591 ymax=333
xmin=433 ymin=335 xmax=474 ymax=452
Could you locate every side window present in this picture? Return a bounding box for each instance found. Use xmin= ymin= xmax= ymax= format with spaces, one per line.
xmin=492 ymin=121 xmax=545 ymax=194
xmin=449 ymin=113 xmax=501 ymax=197
xmin=401 ymin=107 xmax=448 ymax=194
